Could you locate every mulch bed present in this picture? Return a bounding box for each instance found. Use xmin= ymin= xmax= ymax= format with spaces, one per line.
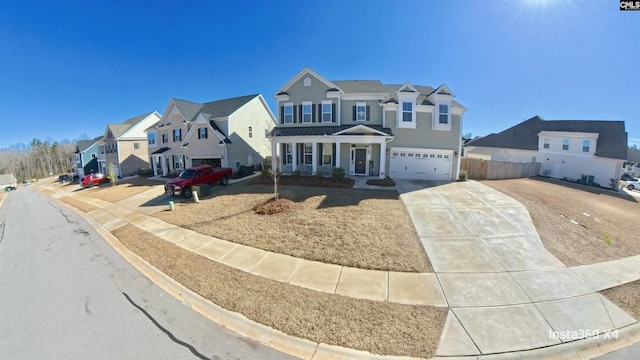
xmin=366 ymin=178 xmax=396 ymax=186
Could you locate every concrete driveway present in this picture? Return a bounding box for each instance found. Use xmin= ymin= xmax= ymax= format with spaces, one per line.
xmin=395 ymin=179 xmax=637 ymax=356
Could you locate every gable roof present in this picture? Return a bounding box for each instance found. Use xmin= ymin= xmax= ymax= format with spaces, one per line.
xmin=275 ymin=67 xmax=341 ymax=96
xmin=199 ymin=94 xmax=259 ymax=119
xmin=465 ymin=116 xmax=628 ymax=160
xmin=271 ymin=124 xmax=393 ymax=137
xmin=107 ymin=112 xmax=158 ymax=139
xmin=76 ymin=136 xmax=102 ymax=153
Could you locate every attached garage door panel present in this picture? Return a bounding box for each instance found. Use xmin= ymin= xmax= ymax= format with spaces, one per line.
xmin=389 ymin=147 xmax=452 ymax=180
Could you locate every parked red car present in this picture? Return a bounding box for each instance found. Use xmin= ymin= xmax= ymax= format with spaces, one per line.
xmin=165 ymin=165 xmax=232 ymax=198
xmin=81 ymin=173 xmax=109 ymax=187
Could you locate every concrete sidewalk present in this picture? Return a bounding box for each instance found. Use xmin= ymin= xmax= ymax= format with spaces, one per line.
xmin=40 ymin=179 xmax=640 ymax=359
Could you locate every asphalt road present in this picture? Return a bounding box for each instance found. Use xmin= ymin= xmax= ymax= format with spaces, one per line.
xmin=0 ymin=187 xmax=298 ymax=360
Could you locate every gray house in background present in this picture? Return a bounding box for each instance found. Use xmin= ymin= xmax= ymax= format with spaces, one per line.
xmin=0 ymin=174 xmax=17 ymax=189
xmin=270 ymin=67 xmax=467 ymax=180
xmin=73 ymin=136 xmax=101 ymax=178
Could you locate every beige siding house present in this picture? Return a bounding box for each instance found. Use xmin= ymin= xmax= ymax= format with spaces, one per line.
xmin=148 ymin=94 xmax=275 ymax=176
xmin=96 ymin=112 xmax=162 ymax=178
xmin=270 ymin=67 xmax=467 ymax=180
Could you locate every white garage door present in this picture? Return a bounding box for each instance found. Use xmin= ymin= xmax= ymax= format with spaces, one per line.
xmin=389 ymin=147 xmax=453 ymax=180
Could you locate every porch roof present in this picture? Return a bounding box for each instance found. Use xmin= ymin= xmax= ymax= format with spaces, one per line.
xmin=151 ymin=147 xmax=171 ymax=154
xmin=271 ymin=125 xmax=393 ymax=137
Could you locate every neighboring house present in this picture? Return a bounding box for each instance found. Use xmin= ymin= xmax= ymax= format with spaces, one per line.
xmin=464 ymin=116 xmax=628 ymax=185
xmin=0 ymin=174 xmax=17 ymax=190
xmin=72 ymin=136 xmax=101 ymax=178
xmin=269 ymin=67 xmax=466 ymax=180
xmin=625 ymin=162 xmax=640 ymax=177
xmin=96 ymin=112 xmax=162 ymax=178
xmin=148 ymin=94 xmax=276 ymax=177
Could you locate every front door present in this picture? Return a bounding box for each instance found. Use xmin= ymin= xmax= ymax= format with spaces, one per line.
xmin=354 ymin=148 xmax=366 ymax=175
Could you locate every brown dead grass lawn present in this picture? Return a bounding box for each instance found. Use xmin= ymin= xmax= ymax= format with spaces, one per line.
xmin=601 ymin=281 xmax=640 ymax=320
xmin=113 ymin=224 xmax=446 ymax=358
xmin=482 ymin=177 xmax=640 ymax=266
xmin=154 ymin=183 xmax=431 ymax=272
xmin=58 ymin=195 xmax=99 ymax=213
xmin=81 ymin=177 xmax=165 ymax=203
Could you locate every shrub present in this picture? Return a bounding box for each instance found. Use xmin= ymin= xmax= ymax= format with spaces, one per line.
xmin=107 ymin=163 xmax=118 ymax=185
xmin=458 ymin=170 xmax=468 ymax=182
xmin=138 ymin=168 xmax=153 ymax=177
xmin=332 ymin=167 xmax=345 ymax=180
xmin=292 ymin=169 xmax=301 ymax=178
xmin=609 ymin=178 xmax=620 ymax=191
xmin=261 ymin=167 xmax=271 ymax=177
xmin=314 ymin=171 xmax=324 ymax=179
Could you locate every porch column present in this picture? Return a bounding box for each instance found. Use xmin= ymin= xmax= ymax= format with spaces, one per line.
xmin=312 ymin=142 xmax=318 ymax=174
xmin=271 ymin=140 xmax=277 ymax=171
xmin=291 ymin=142 xmax=297 ymax=172
xmin=335 ymin=140 xmax=341 ymax=168
xmin=379 ymin=141 xmax=387 ymax=179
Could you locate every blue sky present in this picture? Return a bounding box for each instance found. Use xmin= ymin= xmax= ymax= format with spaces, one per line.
xmin=0 ymin=0 xmax=638 ymax=150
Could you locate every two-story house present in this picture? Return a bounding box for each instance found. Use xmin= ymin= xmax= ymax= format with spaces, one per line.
xmin=148 ymin=94 xmax=275 ymax=177
xmin=72 ymin=136 xmax=101 ymax=179
xmin=464 ymin=116 xmax=628 ymax=185
xmin=269 ymin=67 xmax=466 ymax=180
xmin=96 ymin=111 xmax=162 ymax=178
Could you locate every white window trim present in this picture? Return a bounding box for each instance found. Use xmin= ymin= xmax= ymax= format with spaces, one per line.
xmin=562 ymin=138 xmax=570 ymax=151
xmin=304 ymin=143 xmax=313 ymax=164
xmin=356 ymin=102 xmax=367 ymax=122
xmin=321 ymin=100 xmax=332 ymax=123
xmin=249 ymin=126 xmax=253 ymax=138
xmin=432 ymin=102 xmax=452 ymax=131
xmin=543 ymin=137 xmax=550 ymax=149
xmin=284 ymin=144 xmax=292 ymax=165
xmin=283 ymin=102 xmax=293 ymax=124
xmin=302 ymin=101 xmax=313 ymax=123
xmin=396 ymin=93 xmax=417 ymax=129
xmin=402 ymin=101 xmax=413 ymax=122
xmin=582 ymin=139 xmax=590 ymax=152
xmin=322 ymin=143 xmax=332 ymax=165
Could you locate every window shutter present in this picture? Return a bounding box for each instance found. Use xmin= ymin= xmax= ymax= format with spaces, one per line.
xmin=198 ymin=129 xmax=201 ymax=139
xmin=299 ymin=105 xmax=303 ymax=123
xmin=312 ymin=103 xmax=317 ymax=123
xmin=280 ymin=106 xmax=284 ymax=124
xmin=317 ymin=104 xmax=322 ymax=122
xmin=352 ymin=106 xmax=356 ymax=121
xmin=204 ymin=127 xmax=208 ymax=139
xmin=293 ymin=105 xmax=297 ymax=123
xmin=318 ymin=144 xmax=322 ymax=165
xmin=366 ymin=105 xmax=370 ymax=121
xmin=332 ymin=104 xmax=336 ymax=122
xmin=332 ymin=143 xmax=336 ymax=166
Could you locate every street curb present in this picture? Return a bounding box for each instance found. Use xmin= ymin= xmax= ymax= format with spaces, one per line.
xmin=47 ymin=190 xmax=640 ymax=360
xmin=59 ymin=198 xmax=429 ymax=360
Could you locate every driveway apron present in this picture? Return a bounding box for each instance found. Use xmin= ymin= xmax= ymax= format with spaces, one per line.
xmin=397 ymin=179 xmax=637 ymax=357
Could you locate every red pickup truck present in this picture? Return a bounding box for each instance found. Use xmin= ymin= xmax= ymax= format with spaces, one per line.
xmin=164 ymin=165 xmax=232 ymax=198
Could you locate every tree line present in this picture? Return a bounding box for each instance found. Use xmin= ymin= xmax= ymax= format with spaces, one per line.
xmin=0 ymin=139 xmax=77 ymax=182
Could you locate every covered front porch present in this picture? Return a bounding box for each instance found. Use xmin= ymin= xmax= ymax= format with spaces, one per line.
xmin=270 ymin=125 xmax=394 ymax=179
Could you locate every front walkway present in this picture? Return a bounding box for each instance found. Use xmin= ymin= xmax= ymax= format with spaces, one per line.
xmin=39 ymin=179 xmax=640 ymax=359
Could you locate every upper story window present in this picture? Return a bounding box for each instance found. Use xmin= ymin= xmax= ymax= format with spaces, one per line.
xmin=283 ymin=103 xmax=293 ymax=124
xmin=134 ymin=142 xmax=140 ymax=150
xmin=562 ymin=138 xmax=569 ymax=151
xmin=99 ymin=145 xmax=104 ymax=154
xmin=302 ymin=101 xmax=312 ymax=123
xmin=321 ymin=100 xmax=332 ymax=123
xmin=582 ymin=139 xmax=590 ymax=152
xmin=148 ymin=133 xmax=156 ymax=145
xmin=356 ymin=102 xmax=367 ymax=121
xmin=173 ymin=129 xmax=182 ymax=142
xmin=198 ymin=127 xmax=208 ymax=139
xmin=162 ymin=133 xmax=168 ymax=143
xmin=543 ymin=138 xmax=550 ymax=149
xmin=402 ymin=102 xmax=413 ymax=122
xmin=438 ymin=104 xmax=449 ymax=124
xmin=91 ymin=153 xmax=97 ymax=159
xmin=249 ymin=126 xmax=253 ymax=138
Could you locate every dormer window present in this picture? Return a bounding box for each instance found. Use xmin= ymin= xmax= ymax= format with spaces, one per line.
xmin=438 ymin=104 xmax=449 ymax=124
xmin=402 ymin=102 xmax=413 ymax=122
xmin=198 ymin=127 xmax=208 ymax=139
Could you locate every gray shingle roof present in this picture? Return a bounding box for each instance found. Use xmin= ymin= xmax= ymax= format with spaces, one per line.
xmin=271 ymin=125 xmax=393 ymax=137
xmin=466 ymin=116 xmax=628 ymax=160
xmin=107 ymin=112 xmax=155 ymax=139
xmin=199 ymin=94 xmax=258 ymax=119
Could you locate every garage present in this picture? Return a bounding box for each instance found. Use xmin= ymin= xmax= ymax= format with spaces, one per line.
xmin=389 ymin=147 xmax=453 ymax=180
xmin=191 ymin=158 xmax=222 ymax=168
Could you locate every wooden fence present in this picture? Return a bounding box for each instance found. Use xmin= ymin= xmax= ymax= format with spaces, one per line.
xmin=461 ymin=158 xmax=541 ymax=180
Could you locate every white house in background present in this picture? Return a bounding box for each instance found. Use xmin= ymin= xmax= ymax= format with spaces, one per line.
xmin=148 ymin=94 xmax=276 ymax=177
xmin=0 ymin=174 xmax=17 ymax=189
xmin=464 ymin=116 xmax=628 ymax=186
xmin=269 ymin=67 xmax=466 ymax=180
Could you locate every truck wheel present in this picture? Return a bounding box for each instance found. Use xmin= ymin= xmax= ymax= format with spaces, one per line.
xmin=220 ymin=175 xmax=229 ymax=185
xmin=182 ymin=187 xmax=193 ymax=199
